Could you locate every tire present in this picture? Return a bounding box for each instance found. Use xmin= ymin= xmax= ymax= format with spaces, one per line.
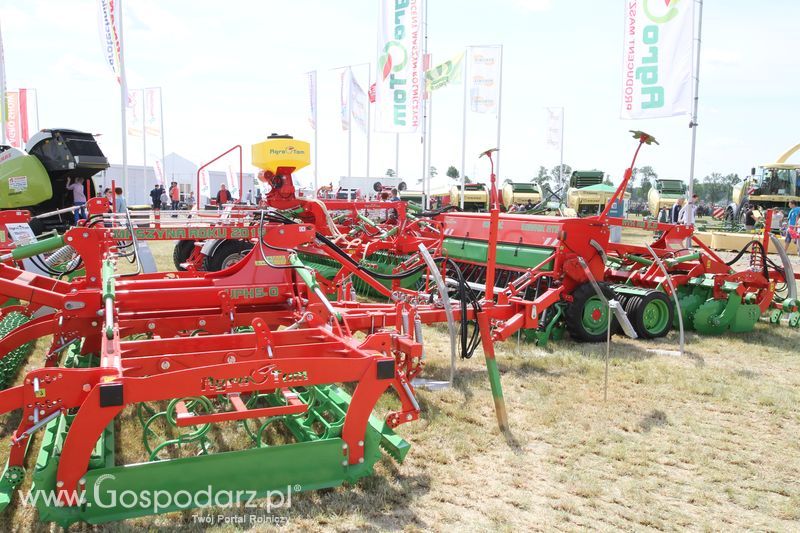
xmin=373 ymin=181 xmax=383 ymax=192
xmin=203 ymin=240 xmax=254 ymax=272
xmin=28 ymin=218 xmax=45 ymax=236
xmin=398 ymin=181 xmax=407 ymax=191
xmin=628 ymin=290 xmax=674 ymax=339
xmin=565 ymin=282 xmax=615 ymax=343
xmin=173 ymin=240 xmax=196 ymax=271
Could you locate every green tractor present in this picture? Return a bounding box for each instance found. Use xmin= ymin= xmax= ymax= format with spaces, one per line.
xmin=0 ymin=129 xmax=108 ymax=232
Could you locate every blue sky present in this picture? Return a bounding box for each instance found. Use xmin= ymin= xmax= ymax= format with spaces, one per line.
xmin=2 ymin=0 xmax=799 ymax=190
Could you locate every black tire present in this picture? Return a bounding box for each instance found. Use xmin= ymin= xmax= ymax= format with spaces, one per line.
xmin=203 ymin=240 xmax=254 ymax=272
xmin=28 ymin=218 xmax=45 ymax=236
xmin=565 ymin=282 xmax=615 ymax=343
xmin=373 ymin=181 xmax=383 ymax=192
xmin=173 ymin=240 xmax=196 ymax=271
xmin=627 ymin=290 xmax=674 ymax=339
xmin=398 ymin=181 xmax=407 ymax=191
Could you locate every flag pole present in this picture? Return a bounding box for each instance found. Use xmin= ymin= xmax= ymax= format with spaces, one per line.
xmin=142 ymin=89 xmax=147 ymax=184
xmin=313 ymin=72 xmax=318 ymax=192
xmin=0 ymin=22 xmax=6 ymax=145
xmin=460 ymin=47 xmax=469 ymax=209
xmin=421 ymin=0 xmax=429 ymax=209
xmin=395 ymin=134 xmax=400 ymax=180
xmin=347 ymin=69 xmax=352 ymax=178
xmin=158 ymin=87 xmax=166 ymax=181
xmin=560 ymin=107 xmax=565 ymax=188
xmin=366 ymin=64 xmax=372 ymax=178
xmin=118 ymin=0 xmax=129 ymax=193
xmin=495 ymin=45 xmax=503 ymax=181
xmin=687 ymin=0 xmax=704 ymax=233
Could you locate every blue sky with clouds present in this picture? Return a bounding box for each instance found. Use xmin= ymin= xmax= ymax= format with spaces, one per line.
xmin=2 ymin=0 xmax=799 ymax=190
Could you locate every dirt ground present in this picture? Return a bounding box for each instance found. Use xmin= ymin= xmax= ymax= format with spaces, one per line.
xmin=1 ymin=235 xmax=799 ymax=532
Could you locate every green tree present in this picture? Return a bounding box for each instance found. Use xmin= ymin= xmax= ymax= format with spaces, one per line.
xmin=429 ymin=166 xmax=438 ymax=178
xmin=532 ymin=166 xmax=550 ymax=186
xmin=634 ymin=165 xmax=657 ymax=201
xmin=446 ymin=166 xmax=459 ymax=180
xmin=385 ymin=168 xmax=396 ymax=177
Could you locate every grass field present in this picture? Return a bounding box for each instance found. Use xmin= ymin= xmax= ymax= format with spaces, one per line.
xmin=1 ymin=237 xmax=799 ymax=531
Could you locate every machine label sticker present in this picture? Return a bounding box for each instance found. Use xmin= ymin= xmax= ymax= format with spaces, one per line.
xmin=112 ymin=227 xmax=258 ymax=240
xmin=8 ymin=176 xmax=27 ymax=195
xmin=201 ymin=364 xmax=308 ymax=392
xmin=6 ymin=223 xmax=36 ymax=244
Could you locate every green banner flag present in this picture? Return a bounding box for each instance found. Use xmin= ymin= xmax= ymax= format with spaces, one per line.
xmin=425 ymin=52 xmax=464 ymax=92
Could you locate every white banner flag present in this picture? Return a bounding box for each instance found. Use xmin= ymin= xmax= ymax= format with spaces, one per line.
xmin=226 ymin=166 xmax=240 ymax=200
xmin=144 ymin=87 xmax=162 ymax=137
xmin=621 ymin=0 xmax=694 ymax=119
xmin=545 ymin=107 xmax=563 ymax=151
xmin=199 ymin=168 xmax=211 ymax=202
xmin=469 ymin=46 xmax=501 ymax=114
xmin=349 ymin=70 xmax=368 ymax=135
xmin=97 ymin=0 xmax=123 ymax=83
xmin=340 ymin=70 xmax=350 ymax=131
xmin=126 ymin=89 xmax=142 ymax=137
xmin=153 ymin=158 xmax=164 ymax=185
xmin=4 ymin=91 xmax=19 ymax=148
xmin=306 ymin=71 xmax=317 ymax=130
xmin=375 ymin=0 xmax=424 ymax=133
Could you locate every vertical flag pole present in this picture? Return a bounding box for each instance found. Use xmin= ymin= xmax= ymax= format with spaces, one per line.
xmin=158 ymin=87 xmax=166 ymax=181
xmin=347 ymin=68 xmax=352 ymax=178
xmin=395 ymin=134 xmax=400 ymax=179
xmin=495 ymin=45 xmax=503 ymax=180
xmin=118 ymin=0 xmax=129 ymax=194
xmin=421 ymin=0 xmax=429 ymax=209
xmin=687 ymin=0 xmax=704 ymax=233
xmin=366 ymin=64 xmax=372 ymax=178
xmin=560 ymin=107 xmax=565 ymax=188
xmin=314 ymin=73 xmax=318 ymax=192
xmin=460 ymin=47 xmax=469 ymax=209
xmin=142 ymin=89 xmax=147 ymax=184
xmin=0 ymin=22 xmax=6 ymax=145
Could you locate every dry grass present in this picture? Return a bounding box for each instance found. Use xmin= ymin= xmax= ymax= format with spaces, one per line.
xmin=1 ymin=238 xmax=799 ymax=531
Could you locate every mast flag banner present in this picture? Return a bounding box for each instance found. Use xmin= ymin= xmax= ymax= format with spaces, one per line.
xmin=0 ymin=24 xmax=6 ymax=142
xmin=97 ymin=0 xmax=123 ymax=85
xmin=425 ymin=52 xmax=464 ymax=92
xmin=545 ymin=107 xmax=563 ymax=151
xmin=469 ymin=46 xmax=501 ymax=114
xmin=340 ymin=70 xmax=350 ymax=131
xmin=621 ymin=0 xmax=694 ymax=119
xmin=4 ymin=91 xmax=19 ymax=148
xmin=349 ymin=70 xmax=368 ymax=134
xmin=375 ymin=0 xmax=424 ymax=133
xmin=306 ymin=71 xmax=317 ymax=130
xmin=126 ymin=89 xmax=142 ymax=137
xmin=144 ymin=87 xmax=162 ymax=137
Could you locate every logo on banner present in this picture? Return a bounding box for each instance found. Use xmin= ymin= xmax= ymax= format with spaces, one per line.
xmin=622 ymin=0 xmax=693 ymax=118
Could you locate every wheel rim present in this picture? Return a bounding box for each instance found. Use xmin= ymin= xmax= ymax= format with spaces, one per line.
xmin=642 ymin=298 xmax=669 ymax=334
xmin=221 ymin=252 xmax=246 ymax=270
xmin=582 ymin=296 xmax=608 ymax=335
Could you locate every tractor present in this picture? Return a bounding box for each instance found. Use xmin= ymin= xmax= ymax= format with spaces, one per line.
xmin=726 ymin=143 xmax=800 ymax=225
xmin=565 ymin=170 xmax=630 ymax=216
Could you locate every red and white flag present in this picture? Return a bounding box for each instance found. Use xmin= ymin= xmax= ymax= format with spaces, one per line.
xmin=4 ymin=91 xmax=19 ymax=147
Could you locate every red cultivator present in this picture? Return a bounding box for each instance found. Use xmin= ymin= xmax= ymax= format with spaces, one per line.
xmin=0 ymin=131 xmax=794 ymax=526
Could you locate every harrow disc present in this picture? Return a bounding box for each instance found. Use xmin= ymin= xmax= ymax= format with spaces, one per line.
xmin=675 ymin=293 xmax=703 ymax=330
xmin=0 ymin=311 xmax=35 ymax=389
xmin=691 ymin=299 xmax=728 ymax=335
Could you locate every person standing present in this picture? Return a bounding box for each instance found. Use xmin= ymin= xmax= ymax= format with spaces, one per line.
xmin=216 ymin=183 xmax=232 ymax=209
xmin=679 ymin=194 xmax=700 ymax=224
xmin=255 ymin=188 xmax=262 ymax=205
xmin=159 ymin=186 xmax=169 ymax=210
xmin=786 ymin=200 xmax=800 ymax=252
xmin=114 ymin=187 xmax=127 ymax=213
xmin=246 ymin=189 xmax=253 ymax=205
xmin=670 ymin=197 xmax=685 ymax=224
xmin=150 ymin=184 xmax=162 ymax=211
xmin=169 ymin=181 xmax=180 ymax=211
xmin=65 ymin=177 xmax=87 ymax=225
